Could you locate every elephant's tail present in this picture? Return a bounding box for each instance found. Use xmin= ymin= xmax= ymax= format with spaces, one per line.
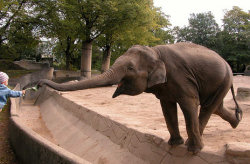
xmin=231 ymin=85 xmax=243 ymax=121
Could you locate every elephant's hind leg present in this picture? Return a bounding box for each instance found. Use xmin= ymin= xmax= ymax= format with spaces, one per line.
xmin=160 ymin=100 xmax=184 ymax=146
xmin=199 ymin=77 xmax=232 ymax=135
xmin=199 ymin=104 xmax=219 ymax=136
xmin=199 ymin=98 xmax=227 ymax=135
xmin=214 ymin=103 xmax=240 ymax=128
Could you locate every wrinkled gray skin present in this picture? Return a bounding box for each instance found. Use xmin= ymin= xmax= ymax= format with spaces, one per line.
xmin=39 ymin=42 xmax=242 ymax=154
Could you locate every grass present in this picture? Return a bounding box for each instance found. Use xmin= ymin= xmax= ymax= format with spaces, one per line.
xmin=0 ymin=100 xmax=18 ymax=164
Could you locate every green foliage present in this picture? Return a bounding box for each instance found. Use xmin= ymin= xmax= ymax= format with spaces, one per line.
xmin=96 ymin=0 xmax=171 ymax=64
xmin=32 ymin=0 xmax=81 ymax=70
xmin=95 ymin=0 xmax=173 ymax=69
xmin=1 ymin=1 xmax=248 ymax=74
xmin=219 ymin=7 xmax=250 ymax=72
xmin=174 ymin=7 xmax=249 ymax=72
xmin=149 ymin=8 xmax=174 ymax=45
xmin=32 ymin=0 xmax=172 ymax=71
xmin=223 ymin=6 xmax=249 ymax=34
xmin=174 ymin=12 xmax=220 ymax=49
xmin=0 ymin=0 xmax=40 ymax=60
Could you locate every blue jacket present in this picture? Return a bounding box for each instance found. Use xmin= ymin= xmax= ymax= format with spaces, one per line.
xmin=0 ymin=84 xmax=22 ymax=109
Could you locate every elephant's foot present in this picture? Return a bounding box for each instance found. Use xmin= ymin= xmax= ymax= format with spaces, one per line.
xmin=168 ymin=136 xmax=184 ymax=146
xmin=185 ymin=138 xmax=204 ymax=154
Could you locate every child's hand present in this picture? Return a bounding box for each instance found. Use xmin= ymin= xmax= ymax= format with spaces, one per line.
xmin=22 ymin=90 xmax=26 ymax=95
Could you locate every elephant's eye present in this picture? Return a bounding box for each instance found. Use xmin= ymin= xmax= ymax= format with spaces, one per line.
xmin=128 ymin=66 xmax=134 ymax=71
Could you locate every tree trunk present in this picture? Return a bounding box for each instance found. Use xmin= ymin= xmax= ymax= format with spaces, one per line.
xmin=65 ymin=36 xmax=71 ymax=70
xmin=81 ymin=41 xmax=92 ymax=78
xmin=236 ymin=60 xmax=240 ymax=73
xmin=101 ymin=45 xmax=111 ymax=73
xmin=65 ymin=54 xmax=70 ymax=70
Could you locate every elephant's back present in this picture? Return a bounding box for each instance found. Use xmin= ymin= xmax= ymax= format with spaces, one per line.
xmin=164 ymin=42 xmax=222 ymax=60
xmin=155 ymin=43 xmax=233 ymax=98
xmin=155 ymin=43 xmax=227 ymax=71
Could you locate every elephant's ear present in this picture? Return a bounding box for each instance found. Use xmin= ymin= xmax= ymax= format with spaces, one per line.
xmin=147 ymin=60 xmax=166 ymax=88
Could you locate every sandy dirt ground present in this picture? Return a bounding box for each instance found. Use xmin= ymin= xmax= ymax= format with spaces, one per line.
xmin=61 ymin=75 xmax=250 ymax=154
xmin=19 ymin=75 xmax=250 ymax=156
xmin=19 ymin=100 xmax=55 ymax=143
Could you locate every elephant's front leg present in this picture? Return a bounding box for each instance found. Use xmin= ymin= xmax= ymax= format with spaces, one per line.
xmin=160 ymin=100 xmax=184 ymax=146
xmin=179 ymin=97 xmax=204 ymax=154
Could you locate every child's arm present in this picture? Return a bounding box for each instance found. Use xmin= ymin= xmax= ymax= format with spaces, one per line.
xmin=8 ymin=89 xmax=23 ymax=97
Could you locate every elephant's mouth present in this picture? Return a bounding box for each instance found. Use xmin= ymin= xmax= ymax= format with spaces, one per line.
xmin=112 ymin=82 xmax=124 ymax=98
xmin=112 ymin=81 xmax=142 ymax=98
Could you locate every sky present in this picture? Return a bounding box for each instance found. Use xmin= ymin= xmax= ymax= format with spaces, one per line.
xmin=153 ymin=0 xmax=249 ymax=28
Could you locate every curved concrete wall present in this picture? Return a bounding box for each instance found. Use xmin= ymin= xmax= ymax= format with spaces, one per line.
xmin=9 ymin=84 xmax=90 ymax=164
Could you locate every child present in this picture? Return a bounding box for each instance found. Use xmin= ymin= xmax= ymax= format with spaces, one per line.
xmin=0 ymin=72 xmax=25 ymax=112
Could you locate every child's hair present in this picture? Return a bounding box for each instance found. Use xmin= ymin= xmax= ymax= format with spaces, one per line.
xmin=0 ymin=72 xmax=9 ymax=83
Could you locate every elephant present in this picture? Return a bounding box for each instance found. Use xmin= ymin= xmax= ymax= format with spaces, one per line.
xmin=38 ymin=42 xmax=242 ymax=154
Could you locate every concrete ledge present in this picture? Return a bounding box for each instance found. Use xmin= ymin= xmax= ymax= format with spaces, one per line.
xmin=226 ymin=142 xmax=250 ymax=164
xmin=226 ymin=142 xmax=250 ymax=157
xmin=9 ymin=84 xmax=90 ymax=164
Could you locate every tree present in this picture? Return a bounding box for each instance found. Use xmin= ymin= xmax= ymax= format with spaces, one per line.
xmin=30 ymin=0 xmax=172 ymax=73
xmin=32 ymin=0 xmax=83 ymax=70
xmin=54 ymin=0 xmax=112 ymax=77
xmin=8 ymin=17 xmax=40 ymax=60
xmin=149 ymin=8 xmax=173 ymax=46
xmin=57 ymin=0 xmax=164 ymax=78
xmin=97 ymin=1 xmax=172 ymax=72
xmin=0 ymin=0 xmax=40 ymax=60
xmin=220 ymin=6 xmax=250 ymax=72
xmin=175 ymin=12 xmax=220 ymax=49
xmin=0 ymin=0 xmax=26 ymax=46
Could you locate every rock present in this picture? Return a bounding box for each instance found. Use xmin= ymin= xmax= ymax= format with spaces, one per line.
xmin=236 ymin=87 xmax=250 ymax=101
xmin=225 ymin=142 xmax=250 ymax=157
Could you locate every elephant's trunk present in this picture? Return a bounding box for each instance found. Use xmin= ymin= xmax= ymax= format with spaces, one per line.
xmin=41 ymin=68 xmax=123 ymax=91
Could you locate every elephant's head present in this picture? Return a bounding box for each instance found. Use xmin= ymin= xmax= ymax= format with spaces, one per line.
xmin=111 ymin=45 xmax=166 ymax=98
xmin=38 ymin=45 xmax=167 ymax=97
